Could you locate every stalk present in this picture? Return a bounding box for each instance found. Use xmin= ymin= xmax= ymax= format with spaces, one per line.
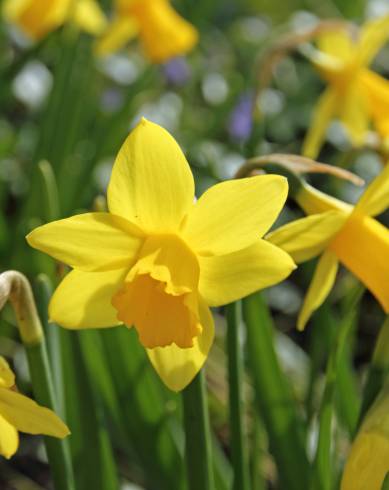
xmin=226 ymin=302 xmax=251 ymax=490
xmin=0 ymin=270 xmax=75 ymax=490
xmin=182 ymin=370 xmax=215 ymax=490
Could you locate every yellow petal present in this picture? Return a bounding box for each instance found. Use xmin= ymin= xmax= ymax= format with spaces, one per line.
xmin=49 ymin=268 xmax=128 ymax=328
xmin=3 ymin=0 xmax=71 ymax=40
xmin=360 ymin=69 xmax=389 ymax=138
xmin=26 ymin=212 xmax=143 ymax=272
xmin=0 ymin=414 xmax=18 ymax=459
xmin=341 ymin=385 xmax=389 ymax=490
xmin=302 ymin=87 xmax=339 ymax=159
xmin=297 ymin=249 xmax=339 ymax=330
xmin=0 ymin=357 xmax=15 ymax=389
xmin=316 ymin=30 xmax=354 ymax=63
xmin=357 ymin=14 xmax=389 ymax=66
xmin=267 ymin=211 xmax=349 ymax=263
xmin=147 ymin=298 xmax=214 ymax=392
xmin=73 ymin=0 xmax=107 ymax=35
xmin=198 ymin=240 xmax=295 ymax=307
xmin=107 ymin=119 xmax=195 ymax=234
xmin=0 ymin=387 xmax=69 ymax=438
xmin=95 ymin=17 xmax=139 ymax=56
xmin=183 ymin=175 xmax=288 ymax=256
xmin=330 ymin=211 xmax=389 ymax=312
xmin=338 ymin=81 xmax=369 ymax=145
xmin=355 ymin=163 xmax=389 ymax=217
xmin=341 ymin=433 xmax=389 ymax=490
xmin=131 ymin=0 xmax=198 ymax=63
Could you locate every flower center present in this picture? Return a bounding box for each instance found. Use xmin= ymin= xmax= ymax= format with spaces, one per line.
xmin=112 ymin=234 xmax=202 ymax=348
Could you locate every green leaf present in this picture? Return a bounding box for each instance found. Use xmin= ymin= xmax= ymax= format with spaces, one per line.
xmin=243 ymin=292 xmax=310 ymax=490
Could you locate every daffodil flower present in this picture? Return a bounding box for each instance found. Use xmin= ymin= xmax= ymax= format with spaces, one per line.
xmin=341 ymin=382 xmax=389 ymax=490
xmin=268 ymin=164 xmax=389 ymax=330
xmin=95 ymin=0 xmax=198 ymax=63
xmin=27 ymin=118 xmax=295 ymax=391
xmin=0 ymin=356 xmax=69 ymax=459
xmin=3 ymin=0 xmax=107 ymax=41
xmin=302 ymin=15 xmax=389 ymax=158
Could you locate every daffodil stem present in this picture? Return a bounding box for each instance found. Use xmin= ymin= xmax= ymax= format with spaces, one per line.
xmin=311 ymin=284 xmax=363 ymax=490
xmin=226 ymin=302 xmax=251 ymax=490
xmin=182 ymin=370 xmax=215 ymax=490
xmin=26 ymin=343 xmax=75 ymax=490
xmin=0 ymin=271 xmax=75 ymax=490
xmin=359 ymin=315 xmax=389 ymax=427
xmin=242 ymin=292 xmax=309 ymax=490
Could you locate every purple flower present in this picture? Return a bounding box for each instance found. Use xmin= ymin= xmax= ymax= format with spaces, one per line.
xmin=163 ymin=57 xmax=191 ymax=86
xmin=228 ymin=92 xmax=254 ymax=143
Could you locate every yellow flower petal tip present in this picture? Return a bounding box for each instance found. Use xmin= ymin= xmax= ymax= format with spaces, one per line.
xmin=27 ymin=118 xmax=293 ymax=390
xmin=0 ymin=356 xmax=69 ymax=458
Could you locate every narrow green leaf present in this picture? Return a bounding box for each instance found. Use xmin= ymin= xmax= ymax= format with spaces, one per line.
xmin=311 ymin=285 xmax=363 ymax=490
xmin=60 ymin=330 xmax=119 ymax=490
xmin=183 ymin=370 xmax=215 ymax=490
xmin=226 ymin=301 xmax=251 ymax=490
xmin=359 ymin=316 xmax=389 ymax=426
xmin=243 ymin=292 xmax=309 ymax=490
xmin=100 ymin=327 xmax=186 ymax=489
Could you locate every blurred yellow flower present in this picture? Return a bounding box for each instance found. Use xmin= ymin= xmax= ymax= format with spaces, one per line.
xmin=268 ymin=164 xmax=389 ymax=330
xmin=0 ymin=356 xmax=69 ymax=459
xmin=303 ymin=15 xmax=389 ymax=158
xmin=3 ymin=0 xmax=107 ymax=40
xmin=96 ymin=0 xmax=198 ymax=63
xmin=341 ymin=383 xmax=389 ymax=490
xmin=27 ymin=118 xmax=294 ymax=391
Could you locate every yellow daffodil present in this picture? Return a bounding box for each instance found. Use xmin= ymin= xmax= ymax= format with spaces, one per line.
xmin=96 ymin=0 xmax=198 ymax=63
xmin=26 ymin=118 xmax=295 ymax=391
xmin=3 ymin=0 xmax=107 ymax=41
xmin=268 ymin=164 xmax=389 ymax=330
xmin=0 ymin=356 xmax=69 ymax=459
xmin=341 ymin=382 xmax=389 ymax=490
xmin=303 ymin=15 xmax=389 ymax=158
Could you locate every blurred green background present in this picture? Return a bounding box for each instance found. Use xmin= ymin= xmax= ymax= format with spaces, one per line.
xmin=0 ymin=0 xmax=388 ymax=488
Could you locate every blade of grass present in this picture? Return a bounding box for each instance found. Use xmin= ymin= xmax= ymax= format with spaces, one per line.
xmin=0 ymin=271 xmax=75 ymax=490
xmin=243 ymin=292 xmax=309 ymax=490
xmin=311 ymin=284 xmax=364 ymax=490
xmin=100 ymin=327 xmax=186 ymax=489
xmin=226 ymin=301 xmax=251 ymax=490
xmin=60 ymin=330 xmax=119 ymax=490
xmin=183 ymin=370 xmax=215 ymax=490
xmin=359 ymin=316 xmax=389 ymax=426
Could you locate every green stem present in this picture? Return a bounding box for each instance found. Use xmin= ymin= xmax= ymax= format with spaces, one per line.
xmin=26 ymin=342 xmax=75 ymax=490
xmin=359 ymin=316 xmax=389 ymax=427
xmin=226 ymin=302 xmax=251 ymax=490
xmin=243 ymin=292 xmax=309 ymax=490
xmin=182 ymin=370 xmax=215 ymax=490
xmin=0 ymin=271 xmax=74 ymax=490
xmin=311 ymin=285 xmax=363 ymax=490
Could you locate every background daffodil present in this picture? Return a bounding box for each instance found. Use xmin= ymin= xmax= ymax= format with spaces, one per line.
xmin=268 ymin=164 xmax=389 ymax=330
xmin=341 ymin=382 xmax=389 ymax=490
xmin=0 ymin=356 xmax=69 ymax=459
xmin=3 ymin=0 xmax=107 ymax=40
xmin=27 ymin=118 xmax=295 ymax=391
xmin=95 ymin=0 xmax=198 ymax=63
xmin=302 ymin=15 xmax=389 ymax=158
